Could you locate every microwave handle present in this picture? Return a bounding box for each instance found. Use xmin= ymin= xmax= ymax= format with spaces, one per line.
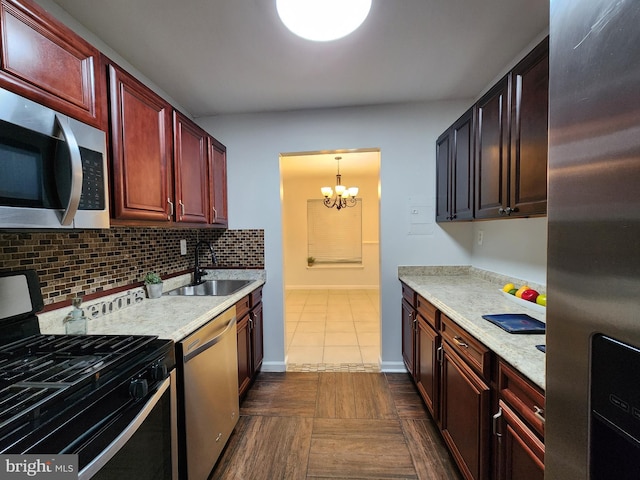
xmin=55 ymin=115 xmax=83 ymax=226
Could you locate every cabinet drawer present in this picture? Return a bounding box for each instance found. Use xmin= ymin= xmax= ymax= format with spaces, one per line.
xmin=235 ymin=295 xmax=250 ymax=319
xmin=416 ymin=295 xmax=438 ymax=330
xmin=250 ymin=286 xmax=262 ymax=308
xmin=441 ymin=313 xmax=491 ymax=379
xmin=402 ymin=283 xmax=416 ymax=306
xmin=498 ymin=360 xmax=545 ymax=437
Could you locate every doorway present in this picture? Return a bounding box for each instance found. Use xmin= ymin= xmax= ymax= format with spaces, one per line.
xmin=280 ymin=150 xmax=381 ymax=371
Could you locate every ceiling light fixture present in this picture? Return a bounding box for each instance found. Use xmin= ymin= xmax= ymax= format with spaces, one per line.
xmin=321 ymin=156 xmax=359 ymax=210
xmin=276 ymin=0 xmax=372 ymax=42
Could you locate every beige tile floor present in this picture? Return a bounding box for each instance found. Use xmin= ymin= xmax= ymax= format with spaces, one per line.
xmin=285 ymin=289 xmax=380 ymax=371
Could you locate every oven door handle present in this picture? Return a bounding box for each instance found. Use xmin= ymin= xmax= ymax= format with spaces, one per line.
xmin=78 ymin=373 xmax=174 ymax=480
xmin=54 ymin=114 xmax=83 ymax=226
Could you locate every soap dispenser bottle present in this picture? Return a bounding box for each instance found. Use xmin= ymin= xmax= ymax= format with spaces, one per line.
xmin=64 ymin=296 xmax=88 ymax=334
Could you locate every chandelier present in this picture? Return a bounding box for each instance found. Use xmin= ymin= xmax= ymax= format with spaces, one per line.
xmin=320 ymin=156 xmax=359 ymax=210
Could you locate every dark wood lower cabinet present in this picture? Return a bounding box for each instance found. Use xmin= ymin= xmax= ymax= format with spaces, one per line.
xmin=495 ymin=401 xmax=544 ymax=480
xmin=416 ymin=317 xmax=439 ymax=420
xmin=441 ymin=344 xmax=491 ymax=480
xmin=236 ymin=287 xmax=263 ymax=398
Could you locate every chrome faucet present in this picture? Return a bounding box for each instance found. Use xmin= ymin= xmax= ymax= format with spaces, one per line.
xmin=193 ymin=241 xmax=217 ymax=285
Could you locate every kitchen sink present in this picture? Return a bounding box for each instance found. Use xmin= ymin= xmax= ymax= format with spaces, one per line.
xmin=165 ymin=279 xmax=252 ymax=296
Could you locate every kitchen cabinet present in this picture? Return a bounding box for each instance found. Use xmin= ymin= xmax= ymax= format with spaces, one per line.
xmin=174 ymin=110 xmax=209 ymax=224
xmin=474 ymin=76 xmax=510 ymax=219
xmin=108 ymin=60 xmax=228 ymax=226
xmin=475 ymin=38 xmax=548 ymax=219
xmin=236 ymin=286 xmax=263 ymax=398
xmin=493 ymin=360 xmax=545 ymax=480
xmin=440 ymin=313 xmax=491 ymax=480
xmin=401 ymin=283 xmax=417 ymax=375
xmin=436 ymin=107 xmax=474 ymax=222
xmin=415 ymin=295 xmax=440 ymax=420
xmin=108 ymin=62 xmax=173 ymax=223
xmin=208 ymin=137 xmax=229 ymax=227
xmin=401 ymin=283 xmax=441 ymax=421
xmin=398 ymin=278 xmax=545 ymax=479
xmin=0 ymin=0 xmax=103 ymax=128
xmin=508 ymin=37 xmax=549 ymax=217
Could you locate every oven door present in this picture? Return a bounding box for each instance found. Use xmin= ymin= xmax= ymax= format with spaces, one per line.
xmin=79 ymin=370 xmax=178 ymax=480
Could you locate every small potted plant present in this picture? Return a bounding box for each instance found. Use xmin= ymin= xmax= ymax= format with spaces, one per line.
xmin=144 ymin=272 xmax=163 ymax=299
xmin=307 ymin=256 xmax=315 ymax=267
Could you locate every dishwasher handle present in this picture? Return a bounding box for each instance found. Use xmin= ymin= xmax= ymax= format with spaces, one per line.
xmin=182 ymin=314 xmax=237 ymax=363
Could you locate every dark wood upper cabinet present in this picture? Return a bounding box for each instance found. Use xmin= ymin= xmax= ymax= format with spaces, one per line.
xmin=436 ymin=107 xmax=474 ymax=222
xmin=209 ymin=137 xmax=229 ymax=228
xmin=475 ymin=76 xmax=510 ymax=219
xmin=174 ymin=111 xmax=209 ymax=224
xmin=108 ymin=62 xmax=173 ymax=223
xmin=438 ymin=37 xmax=548 ymax=222
xmin=509 ymin=37 xmax=549 ymax=217
xmin=0 ymin=0 xmax=103 ymax=128
xmin=436 ymin=132 xmax=452 ymax=222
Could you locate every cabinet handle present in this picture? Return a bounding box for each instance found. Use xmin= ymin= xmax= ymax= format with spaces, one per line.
xmin=436 ymin=345 xmax=443 ymax=364
xmin=212 ymin=207 xmax=217 ymax=222
xmin=533 ymin=405 xmax=546 ymax=424
xmin=453 ymin=335 xmax=468 ymax=348
xmin=167 ymin=198 xmax=174 ymax=220
xmin=498 ymin=207 xmax=506 ymax=215
xmin=179 ymin=200 xmax=185 ymax=219
xmin=493 ymin=407 xmax=503 ymax=437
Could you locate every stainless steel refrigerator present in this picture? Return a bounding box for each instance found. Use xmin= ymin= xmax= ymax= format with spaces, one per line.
xmin=546 ymin=0 xmax=640 ymax=478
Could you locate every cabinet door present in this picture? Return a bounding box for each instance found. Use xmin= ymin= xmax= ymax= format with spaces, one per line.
xmin=510 ymin=37 xmax=549 ymax=217
xmin=436 ymin=130 xmax=452 ymax=222
xmin=416 ymin=316 xmax=439 ymax=420
xmin=496 ymin=401 xmax=544 ymax=480
xmin=250 ymin=302 xmax=264 ymax=374
xmin=173 ymin=111 xmax=208 ymax=224
xmin=237 ymin=313 xmax=252 ymax=398
xmin=0 ymin=0 xmax=103 ymax=127
xmin=451 ymin=108 xmax=474 ymax=221
xmin=108 ymin=64 xmax=173 ymax=222
xmin=209 ymin=137 xmax=228 ymax=227
xmin=441 ymin=346 xmax=491 ymax=480
xmin=475 ymin=76 xmax=510 ymax=219
xmin=401 ymin=299 xmax=416 ymax=376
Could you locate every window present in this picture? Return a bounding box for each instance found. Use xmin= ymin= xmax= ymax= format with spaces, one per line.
xmin=307 ymin=199 xmax=362 ymax=264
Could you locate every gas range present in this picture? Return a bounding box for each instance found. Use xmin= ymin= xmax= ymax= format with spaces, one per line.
xmin=0 ymin=334 xmax=174 ymax=466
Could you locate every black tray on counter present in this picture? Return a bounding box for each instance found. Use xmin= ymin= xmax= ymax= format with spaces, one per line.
xmin=481 ymin=313 xmax=546 ymax=334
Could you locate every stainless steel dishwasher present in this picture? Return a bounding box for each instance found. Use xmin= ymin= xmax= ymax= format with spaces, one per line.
xmin=177 ymin=306 xmax=239 ymax=480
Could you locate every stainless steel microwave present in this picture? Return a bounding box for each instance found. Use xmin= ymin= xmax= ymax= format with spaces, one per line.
xmin=0 ymin=87 xmax=109 ymax=229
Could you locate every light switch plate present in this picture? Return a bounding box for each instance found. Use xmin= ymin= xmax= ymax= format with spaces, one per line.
xmin=180 ymin=239 xmax=187 ymax=255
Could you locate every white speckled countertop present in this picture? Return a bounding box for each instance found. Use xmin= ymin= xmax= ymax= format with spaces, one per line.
xmin=39 ymin=270 xmax=266 ymax=342
xmin=398 ymin=266 xmax=545 ymax=390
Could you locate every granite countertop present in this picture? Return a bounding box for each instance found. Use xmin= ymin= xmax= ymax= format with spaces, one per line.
xmin=398 ymin=266 xmax=545 ymax=390
xmin=39 ymin=269 xmax=266 ymax=342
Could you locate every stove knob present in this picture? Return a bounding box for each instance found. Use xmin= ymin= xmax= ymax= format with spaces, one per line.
xmin=150 ymin=363 xmax=168 ymax=381
xmin=129 ymin=378 xmax=149 ymax=401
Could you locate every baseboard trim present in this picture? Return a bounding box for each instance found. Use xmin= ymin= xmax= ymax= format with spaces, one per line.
xmin=380 ymin=361 xmax=408 ymax=373
xmin=260 ymin=360 xmax=286 ymax=372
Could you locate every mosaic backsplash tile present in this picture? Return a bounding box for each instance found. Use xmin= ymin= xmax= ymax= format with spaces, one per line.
xmin=0 ymin=227 xmax=264 ymax=306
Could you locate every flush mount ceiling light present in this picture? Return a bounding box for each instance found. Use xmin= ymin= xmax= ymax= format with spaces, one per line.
xmin=276 ymin=0 xmax=372 ymax=42
xmin=321 ymin=156 xmax=359 ymax=210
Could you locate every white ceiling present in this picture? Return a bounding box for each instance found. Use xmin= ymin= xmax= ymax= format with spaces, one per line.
xmin=48 ymin=0 xmax=549 ymax=118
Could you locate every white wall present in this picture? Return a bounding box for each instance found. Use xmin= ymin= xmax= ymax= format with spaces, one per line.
xmin=471 ymin=218 xmax=547 ymax=285
xmin=282 ymin=168 xmax=380 ymax=289
xmin=198 ymin=101 xmax=476 ymax=371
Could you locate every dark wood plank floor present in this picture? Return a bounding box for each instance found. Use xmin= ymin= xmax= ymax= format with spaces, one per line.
xmin=210 ymin=372 xmax=462 ymax=480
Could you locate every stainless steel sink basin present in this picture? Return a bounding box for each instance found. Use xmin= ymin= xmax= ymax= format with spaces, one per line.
xmin=165 ymin=279 xmax=252 ymax=296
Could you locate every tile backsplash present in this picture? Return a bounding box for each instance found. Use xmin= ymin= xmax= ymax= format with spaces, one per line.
xmin=0 ymin=227 xmax=264 ymax=306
